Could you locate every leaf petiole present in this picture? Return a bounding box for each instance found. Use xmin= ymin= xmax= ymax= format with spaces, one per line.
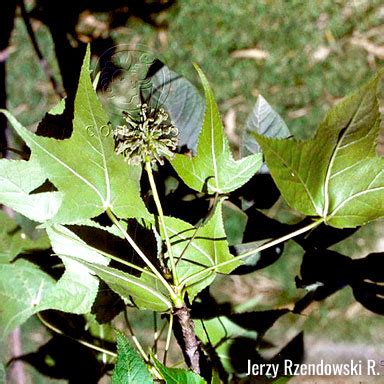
xmin=179 ymin=218 xmax=323 ymax=289
xmin=105 ymin=208 xmax=177 ymax=301
xmin=175 ymin=192 xmax=221 ymax=267
xmin=145 ymin=160 xmax=179 ymax=286
xmin=37 ymin=313 xmax=117 ymax=358
xmin=124 ymin=308 xmax=149 ymax=362
xmin=163 ymin=313 xmax=174 ymax=365
xmin=51 ymin=225 xmax=158 ymax=279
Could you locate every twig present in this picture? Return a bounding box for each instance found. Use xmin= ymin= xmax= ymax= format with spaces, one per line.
xmin=173 ymin=304 xmax=201 ymax=374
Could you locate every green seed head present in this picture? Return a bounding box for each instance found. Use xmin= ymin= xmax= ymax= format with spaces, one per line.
xmin=114 ymin=104 xmax=178 ymax=165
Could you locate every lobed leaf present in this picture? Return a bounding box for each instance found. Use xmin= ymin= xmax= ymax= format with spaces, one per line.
xmin=0 ymin=222 xmax=113 ymax=337
xmin=256 ymin=70 xmax=384 ymax=228
xmin=0 ymin=260 xmax=56 ymax=338
xmin=163 ymin=202 xmax=241 ymax=301
xmin=171 ymin=65 xmax=262 ymax=194
xmin=1 ymin=45 xmax=150 ymax=224
xmin=0 ymin=261 xmax=103 ymax=338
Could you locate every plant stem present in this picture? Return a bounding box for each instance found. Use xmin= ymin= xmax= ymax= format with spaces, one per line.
xmin=163 ymin=313 xmax=174 ymax=365
xmin=106 ymin=208 xmax=177 ymax=301
xmin=173 ymin=304 xmax=201 ymax=374
xmin=37 ymin=313 xmax=117 ymax=357
xmin=124 ymin=309 xmax=148 ymax=362
xmin=180 ymin=219 xmax=323 ymax=289
xmin=153 ymin=312 xmax=158 ymax=356
xmin=145 ymin=160 xmax=179 ymax=286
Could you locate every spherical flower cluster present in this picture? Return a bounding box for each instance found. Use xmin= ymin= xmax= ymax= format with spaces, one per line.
xmin=114 ymin=104 xmax=178 ymax=165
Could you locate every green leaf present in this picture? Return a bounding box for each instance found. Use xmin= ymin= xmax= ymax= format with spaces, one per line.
xmin=112 ymin=333 xmax=153 ymax=384
xmin=43 ymin=224 xmax=109 ymax=313
xmin=256 ymin=71 xmax=384 ymax=228
xmin=0 ymin=156 xmax=62 ymax=222
xmin=149 ymin=66 xmax=204 ymax=153
xmin=85 ymin=313 xmax=116 ymax=342
xmin=0 ymin=212 xmax=49 ymax=264
xmin=65 ymin=256 xmax=171 ymax=312
xmin=163 ymin=202 xmax=241 ymax=301
xmin=49 ymin=98 xmax=66 ymax=115
xmin=152 ymin=357 xmax=206 ymax=384
xmin=0 ymin=260 xmax=55 ymax=338
xmin=194 ymin=316 xmax=257 ymax=373
xmin=0 ymin=222 xmax=112 ymax=337
xmin=0 ymin=259 xmax=103 ymax=337
xmin=1 ymin=45 xmax=150 ymax=224
xmin=242 ymin=94 xmax=289 ymax=156
xmin=171 ymin=65 xmax=262 ymax=194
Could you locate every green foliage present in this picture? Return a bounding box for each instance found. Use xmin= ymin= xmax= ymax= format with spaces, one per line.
xmin=1 ymin=46 xmax=150 ymax=224
xmin=0 ymin=223 xmax=110 ymax=337
xmin=171 ymin=65 xmax=262 ymax=194
xmin=256 ymin=70 xmax=384 ymax=228
xmin=1 ymin=43 xmax=384 ymax=383
xmin=222 ymin=201 xmax=248 ymax=245
xmin=242 ymin=94 xmax=289 ymax=156
xmin=163 ymin=201 xmax=241 ymax=301
xmin=152 ymin=357 xmax=207 ymax=384
xmin=112 ymin=333 xmax=153 ymax=384
xmin=0 ymin=211 xmax=49 ymax=264
xmin=0 ymin=217 xmax=107 ymax=337
xmin=44 ymin=224 xmax=109 ymax=313
xmin=0 ymin=156 xmax=62 ymax=222
xmin=67 ymin=256 xmax=172 ymax=312
xmin=0 ymin=260 xmax=55 ymax=338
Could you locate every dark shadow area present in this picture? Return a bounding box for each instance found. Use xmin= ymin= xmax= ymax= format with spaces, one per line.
xmin=67 ymin=222 xmax=159 ymax=275
xmin=294 ymin=249 xmax=384 ymax=315
xmin=191 ymin=288 xmax=297 ymax=381
xmin=229 ymin=332 xmax=304 ymax=379
xmin=9 ymin=315 xmax=114 ymax=383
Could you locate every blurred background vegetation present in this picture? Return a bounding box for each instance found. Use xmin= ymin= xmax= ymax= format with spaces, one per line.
xmin=2 ymin=0 xmax=384 ymax=383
